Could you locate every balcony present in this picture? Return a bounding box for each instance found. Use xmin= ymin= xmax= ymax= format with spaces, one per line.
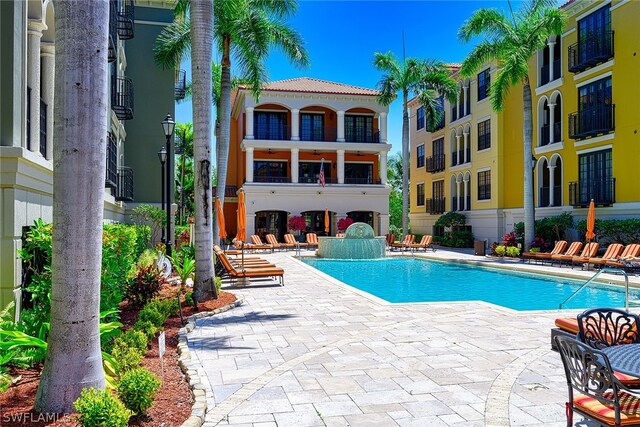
xmin=108 ymin=0 xmax=117 ymax=63
xmin=254 ymin=176 xmax=292 ymax=183
xmin=539 ymin=185 xmax=562 ymax=207
xmin=540 ymin=122 xmax=562 ymax=146
xmin=568 ymin=31 xmax=614 ymax=73
xmin=39 ymin=100 xmax=47 ymax=157
xmin=175 ymin=69 xmax=186 ymax=100
xmin=568 ymin=104 xmax=614 ymax=139
xmin=112 ymin=76 xmax=134 ymax=120
xmin=344 ymin=131 xmax=380 ymax=144
xmin=116 ymin=0 xmax=134 ymax=40
xmin=115 ymin=166 xmax=134 ymax=202
xmin=254 ymin=126 xmax=289 ymax=141
xmin=212 ymin=185 xmax=237 ymax=197
xmin=569 ymin=178 xmax=615 ymax=207
xmin=344 ymin=177 xmax=381 ymax=185
xmin=426 ymin=154 xmax=445 ymax=173
xmin=105 ymin=133 xmax=117 ymax=188
xmin=426 ymin=198 xmax=446 ymax=215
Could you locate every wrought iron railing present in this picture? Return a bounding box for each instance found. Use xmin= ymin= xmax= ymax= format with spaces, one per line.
xmin=539 ymin=185 xmax=562 ymax=207
xmin=105 ymin=133 xmax=117 ymax=188
xmin=117 ymin=0 xmax=134 ymax=40
xmin=568 ymin=30 xmax=614 ymax=73
xmin=108 ymin=0 xmax=117 ymax=62
xmin=175 ymin=69 xmax=186 ymax=100
xmin=344 ymin=177 xmax=381 ymax=185
xmin=254 ymin=176 xmax=292 ymax=183
xmin=426 ymin=154 xmax=445 ymax=173
xmin=298 ymin=176 xmax=337 ymax=184
xmin=426 ymin=198 xmax=446 ymax=215
xmin=116 ymin=166 xmax=134 ymax=201
xmin=344 ymin=130 xmax=380 ymax=143
xmin=254 ymin=126 xmax=289 ymax=140
xmin=568 ymin=104 xmax=615 ymax=139
xmin=112 ymin=76 xmax=134 ymax=120
xmin=39 ymin=100 xmax=47 ymax=157
xmin=569 ymin=178 xmax=615 ymax=207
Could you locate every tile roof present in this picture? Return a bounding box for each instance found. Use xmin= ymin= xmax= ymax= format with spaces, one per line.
xmin=249 ymin=77 xmax=380 ymax=96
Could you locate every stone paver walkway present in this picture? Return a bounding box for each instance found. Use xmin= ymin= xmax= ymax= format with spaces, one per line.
xmin=188 ymin=250 xmax=637 ymax=426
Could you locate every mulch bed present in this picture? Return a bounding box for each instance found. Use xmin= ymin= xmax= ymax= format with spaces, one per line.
xmin=0 ymin=284 xmax=236 ymax=426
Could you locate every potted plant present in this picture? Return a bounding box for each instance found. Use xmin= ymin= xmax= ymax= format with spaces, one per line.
xmin=287 ymin=216 xmax=307 ymax=241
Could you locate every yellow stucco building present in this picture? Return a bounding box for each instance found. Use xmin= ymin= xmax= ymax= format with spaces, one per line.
xmin=410 ymin=0 xmax=639 ymax=244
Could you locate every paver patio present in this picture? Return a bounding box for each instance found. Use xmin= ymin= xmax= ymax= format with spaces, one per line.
xmin=188 ymin=250 xmax=638 ymax=426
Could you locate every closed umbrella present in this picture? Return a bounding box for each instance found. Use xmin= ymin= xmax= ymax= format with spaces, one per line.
xmin=216 ymin=198 xmax=227 ymax=245
xmin=236 ymin=191 xmax=246 ymax=242
xmin=586 ymin=199 xmax=596 ymax=242
xmin=324 ymin=208 xmax=330 ymax=233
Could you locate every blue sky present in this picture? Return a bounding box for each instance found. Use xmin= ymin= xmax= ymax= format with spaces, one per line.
xmin=175 ymin=0 xmax=526 ymax=155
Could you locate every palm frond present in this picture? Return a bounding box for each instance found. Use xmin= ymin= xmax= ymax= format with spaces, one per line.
xmin=233 ymin=39 xmax=268 ymax=100
xmin=174 ymin=0 xmax=191 ymax=17
xmin=458 ymin=8 xmax=514 ymax=42
xmin=267 ymin=21 xmax=310 ymax=68
xmin=154 ymin=18 xmax=191 ymax=68
xmin=375 ymin=74 xmax=399 ymax=107
xmin=373 ymin=51 xmax=401 ymax=75
xmin=250 ymin=0 xmax=297 ymax=18
xmin=459 ymin=41 xmax=500 ymax=78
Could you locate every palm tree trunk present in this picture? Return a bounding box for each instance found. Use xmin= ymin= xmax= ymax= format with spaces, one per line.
xmin=190 ymin=0 xmax=217 ymax=301
xmin=34 ymin=0 xmax=108 ymax=413
xmin=216 ymin=36 xmax=232 ymax=246
xmin=401 ymin=90 xmax=410 ymax=236
xmin=522 ymin=79 xmax=535 ymax=251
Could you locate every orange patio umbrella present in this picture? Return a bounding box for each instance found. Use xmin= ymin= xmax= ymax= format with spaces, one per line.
xmin=585 ymin=199 xmax=596 ymax=242
xmin=236 ymin=191 xmax=246 ymax=242
xmin=216 ymin=198 xmax=227 ymax=242
xmin=324 ymin=208 xmax=330 ymax=233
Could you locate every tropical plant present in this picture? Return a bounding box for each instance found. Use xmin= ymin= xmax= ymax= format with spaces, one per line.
xmin=458 ymin=0 xmax=565 ymax=250
xmin=374 ymin=52 xmax=458 ymax=236
xmin=287 ymin=216 xmax=307 ymax=232
xmin=131 ymin=204 xmax=166 ymax=244
xmin=175 ymin=122 xmax=195 ymax=224
xmin=74 ymin=387 xmax=132 ymax=427
xmin=501 ymin=231 xmax=519 ymax=247
xmin=170 ymin=254 xmax=196 ymax=290
xmin=125 ymin=265 xmax=163 ymax=308
xmin=116 ymin=368 xmax=161 ymax=415
xmin=337 ymin=217 xmax=354 ymax=232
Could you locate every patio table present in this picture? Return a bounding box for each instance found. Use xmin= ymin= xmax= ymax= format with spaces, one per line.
xmin=602 ymin=344 xmax=640 ymax=377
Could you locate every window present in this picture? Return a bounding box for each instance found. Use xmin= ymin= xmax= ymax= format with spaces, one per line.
xmin=576 ymin=149 xmax=613 ymax=205
xmin=478 ymin=120 xmax=491 ymax=150
xmin=299 ymin=162 xmax=332 ymax=184
xmin=300 ymin=113 xmax=324 ymax=141
xmin=570 ymin=76 xmax=613 ymax=138
xmin=478 ymin=69 xmax=490 ymax=101
xmin=416 ymin=145 xmax=425 ymax=168
xmin=345 ymin=163 xmax=374 ymax=184
xmin=433 ymin=180 xmax=444 ymax=200
xmin=417 ymin=183 xmax=425 ymax=206
xmin=478 ymin=170 xmax=491 ymax=200
xmin=254 ymin=111 xmax=287 ymax=140
xmin=416 ymin=107 xmax=425 ymax=130
xmin=253 ymin=161 xmax=287 ymax=182
xmin=345 ymin=115 xmax=374 ymax=142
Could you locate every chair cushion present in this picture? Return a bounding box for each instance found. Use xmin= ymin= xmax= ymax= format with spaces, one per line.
xmin=615 ymin=372 xmax=640 ymax=387
xmin=574 ymin=391 xmax=640 ymax=425
xmin=555 ymin=317 xmax=579 ymax=334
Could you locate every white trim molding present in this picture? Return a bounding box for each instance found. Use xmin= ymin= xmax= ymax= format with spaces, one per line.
xmin=574 ymin=62 xmax=614 ymax=83
xmin=576 ymin=143 xmax=613 ymax=155
xmin=534 ymin=141 xmax=565 ymax=155
xmin=573 ymin=133 xmax=615 ymax=148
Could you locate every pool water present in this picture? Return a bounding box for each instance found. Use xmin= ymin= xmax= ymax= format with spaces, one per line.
xmin=302 ymin=258 xmax=637 ymax=311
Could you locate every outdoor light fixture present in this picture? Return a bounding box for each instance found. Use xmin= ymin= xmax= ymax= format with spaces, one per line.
xmin=158 ymin=147 xmax=167 ymax=244
xmin=158 ymin=146 xmax=167 ymax=165
xmin=162 ymin=113 xmax=175 ymax=257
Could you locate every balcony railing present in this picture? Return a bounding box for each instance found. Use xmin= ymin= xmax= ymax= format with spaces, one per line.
xmin=539 ymin=185 xmax=562 ymax=207
xmin=540 ymin=122 xmax=562 ymax=146
xmin=568 ymin=104 xmax=614 ymax=139
xmin=426 ymin=154 xmax=445 ymax=173
xmin=117 ymin=0 xmax=134 ymax=40
xmin=39 ymin=100 xmax=47 ymax=157
xmin=212 ymin=185 xmax=237 ymax=197
xmin=175 ymin=69 xmax=186 ymax=100
xmin=115 ymin=166 xmax=134 ymax=201
xmin=254 ymin=176 xmax=292 ymax=183
xmin=344 ymin=177 xmax=381 ymax=185
xmin=568 ymin=30 xmax=614 ymax=73
xmin=344 ymin=131 xmax=380 ymax=144
xmin=108 ymin=0 xmax=117 ymax=63
xmin=426 ymin=198 xmax=446 ymax=215
xmin=112 ymin=76 xmax=134 ymax=120
xmin=569 ymin=178 xmax=615 ymax=207
xmin=105 ymin=133 xmax=117 ymax=188
xmin=254 ymin=126 xmax=289 ymax=141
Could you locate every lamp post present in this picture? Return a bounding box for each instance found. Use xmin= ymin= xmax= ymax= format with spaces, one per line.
xmin=162 ymin=113 xmax=175 ymax=257
xmin=157 ymin=147 xmax=167 ymax=244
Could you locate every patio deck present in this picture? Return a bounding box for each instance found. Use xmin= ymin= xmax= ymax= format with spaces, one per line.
xmin=188 ymin=249 xmax=639 ymax=426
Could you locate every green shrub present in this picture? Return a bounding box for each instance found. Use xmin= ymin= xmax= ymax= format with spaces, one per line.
xmin=74 ymin=387 xmax=132 ymax=427
xmin=138 ymin=306 xmax=166 ymax=328
xmin=131 ymin=205 xmax=166 ymax=244
xmin=506 ymin=246 xmax=521 ymax=257
xmin=125 ymin=265 xmax=163 ymax=308
xmin=215 ymin=276 xmax=222 ymax=292
xmin=529 ymin=247 xmax=540 ymax=253
xmin=116 ymin=367 xmax=161 ymax=415
xmin=114 ymin=329 xmax=148 ymax=354
xmin=495 ymin=245 xmax=506 ymax=256
xmin=133 ymin=320 xmax=159 ymax=340
xmin=184 ymin=291 xmax=195 ymax=307
xmin=576 ymin=218 xmax=640 ymax=245
xmin=132 ymin=224 xmax=152 ymax=259
xmin=144 ymin=298 xmax=178 ymax=320
xmin=434 ymin=212 xmax=467 ymax=228
xmin=514 ymin=212 xmax=574 ymax=247
xmin=111 ymin=342 xmax=143 ymax=374
xmin=137 ymin=249 xmax=157 ymax=269
xmin=102 ymin=224 xmax=142 ymax=312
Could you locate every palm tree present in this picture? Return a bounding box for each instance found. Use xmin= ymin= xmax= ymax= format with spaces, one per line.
xmin=34 ymin=0 xmax=109 ymax=413
xmin=458 ymin=0 xmax=564 ymax=250
xmin=175 ymin=123 xmax=194 ymax=224
xmin=190 ymin=0 xmax=217 ymax=302
xmin=374 ymin=52 xmax=458 ymax=236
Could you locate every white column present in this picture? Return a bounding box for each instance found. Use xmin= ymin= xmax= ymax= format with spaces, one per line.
xmin=246 ymin=213 xmax=256 ymax=240
xmin=463 ymin=177 xmax=469 ymax=210
xmin=291 ymin=148 xmax=299 ymax=183
xmin=379 ymin=112 xmax=388 ymax=143
xmin=547 ymin=103 xmax=556 ymax=144
xmin=379 ymin=151 xmax=387 ymax=185
xmin=463 ymin=130 xmax=469 ymax=163
xmin=548 ymin=40 xmax=556 ymax=82
xmin=378 ymin=213 xmax=390 ymax=236
xmin=291 ymin=108 xmax=300 ymax=141
xmin=455 ymin=181 xmax=461 ymax=211
xmin=336 ymin=110 xmax=345 ymax=142
xmin=27 ymin=21 xmax=45 ymax=153
xmin=245 ymin=107 xmax=254 ymax=139
xmin=463 ymin=85 xmax=469 ymax=116
xmin=41 ymin=43 xmax=55 ymax=161
xmin=245 ymin=147 xmax=254 ymax=183
xmin=337 ymin=149 xmax=345 ymax=184
xmin=548 ymin=165 xmax=556 ymax=207
xmin=455 ymin=135 xmax=461 ymax=164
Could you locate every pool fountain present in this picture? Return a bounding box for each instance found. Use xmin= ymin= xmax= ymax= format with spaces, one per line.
xmin=317 ymin=222 xmax=386 ymax=259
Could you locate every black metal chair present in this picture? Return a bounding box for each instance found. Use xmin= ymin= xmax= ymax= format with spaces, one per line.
xmin=577 ymin=308 xmax=640 ymax=350
xmin=555 ymin=335 xmax=640 ymax=427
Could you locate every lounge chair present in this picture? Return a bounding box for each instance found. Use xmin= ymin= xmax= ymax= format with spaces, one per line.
xmin=522 ymin=240 xmax=567 ymax=264
xmin=249 ymin=235 xmax=274 ymax=252
xmin=284 ymin=233 xmax=308 ymax=249
xmin=410 ymin=235 xmax=434 ymax=252
xmin=588 ymin=243 xmax=624 ymax=268
xmin=215 ymin=249 xmax=284 ymax=286
xmin=550 ymin=241 xmax=583 ymax=266
xmin=306 ymin=233 xmax=319 ymax=248
xmin=569 ymin=242 xmax=600 ymax=268
xmin=385 ymin=233 xmax=395 ymax=248
xmin=605 ymin=244 xmax=640 ymax=268
xmin=265 ymin=234 xmax=295 ymax=251
xmin=391 ymin=235 xmax=415 ymax=251
xmin=213 ymin=245 xmax=274 ymax=267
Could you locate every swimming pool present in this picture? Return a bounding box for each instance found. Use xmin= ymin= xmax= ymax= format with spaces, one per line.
xmin=302 ymin=257 xmax=637 ymax=311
